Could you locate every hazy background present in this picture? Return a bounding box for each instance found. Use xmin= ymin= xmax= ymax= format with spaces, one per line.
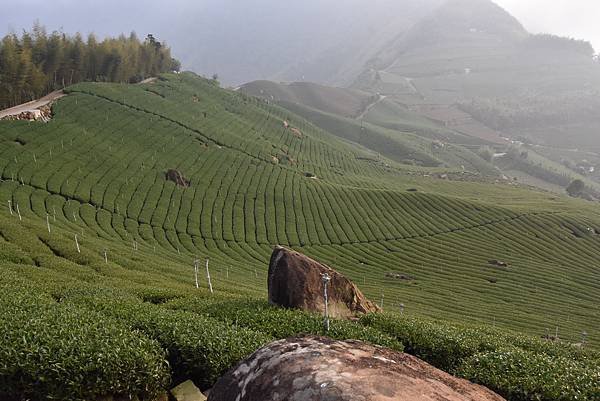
xmin=1 ymin=0 xmax=598 ymax=84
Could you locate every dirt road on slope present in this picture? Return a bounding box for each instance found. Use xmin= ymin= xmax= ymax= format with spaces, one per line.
xmin=356 ymin=94 xmax=387 ymax=120
xmin=0 ymin=90 xmax=65 ymax=119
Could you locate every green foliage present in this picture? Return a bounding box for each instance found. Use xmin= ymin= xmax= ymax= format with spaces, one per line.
xmin=567 ymin=179 xmax=585 ymax=197
xmin=361 ymin=313 xmax=600 ymax=401
xmin=1 ymin=72 xmax=600 ymax=400
xmin=166 ymin=297 xmax=404 ymax=351
xmin=0 ymin=286 xmax=170 ymax=401
xmin=477 ymin=145 xmax=494 ymax=162
xmin=65 ymin=290 xmax=272 ymax=389
xmin=458 ymin=349 xmax=600 ymax=401
xmin=0 ymin=24 xmax=179 ymax=109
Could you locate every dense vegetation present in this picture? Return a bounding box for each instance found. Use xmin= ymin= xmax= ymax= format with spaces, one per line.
xmin=0 ymin=24 xmax=180 ymax=109
xmin=1 ymin=73 xmax=599 ymax=400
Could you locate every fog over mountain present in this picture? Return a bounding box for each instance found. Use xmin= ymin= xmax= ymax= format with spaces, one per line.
xmin=1 ymin=0 xmax=598 ymax=85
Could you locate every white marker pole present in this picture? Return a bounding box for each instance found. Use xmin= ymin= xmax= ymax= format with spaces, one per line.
xmin=75 ymin=234 xmax=80 ymax=253
xmin=8 ymin=200 xmax=13 ymax=215
xmin=322 ymin=273 xmax=331 ymax=332
xmin=194 ymin=259 xmax=199 ymax=289
xmin=46 ymin=214 xmax=51 ymax=233
xmin=103 ymin=249 xmax=108 ymax=263
xmin=16 ymin=204 xmax=22 ymax=221
xmin=206 ymin=258 xmax=213 ymax=294
xmin=53 ymin=207 xmax=56 ymax=222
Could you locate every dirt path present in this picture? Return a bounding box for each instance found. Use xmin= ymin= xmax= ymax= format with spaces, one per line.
xmin=356 ymin=94 xmax=387 ymax=120
xmin=0 ymin=90 xmax=65 ymax=118
xmin=139 ymin=77 xmax=157 ymax=84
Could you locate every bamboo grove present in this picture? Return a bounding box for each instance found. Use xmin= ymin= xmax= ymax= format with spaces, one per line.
xmin=0 ymin=24 xmax=180 ymax=109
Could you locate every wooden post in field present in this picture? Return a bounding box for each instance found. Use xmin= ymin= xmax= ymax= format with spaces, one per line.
xmin=75 ymin=234 xmax=80 ymax=253
xmin=206 ymin=258 xmax=213 ymax=294
xmin=16 ymin=203 xmax=22 ymax=221
xmin=46 ymin=214 xmax=51 ymax=233
xmin=7 ymin=200 xmax=13 ymax=215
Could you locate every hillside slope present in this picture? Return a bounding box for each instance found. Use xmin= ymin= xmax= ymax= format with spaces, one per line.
xmin=1 ymin=72 xmax=600 ymax=399
xmin=353 ymin=0 xmax=600 ymax=153
xmin=1 ymin=72 xmax=599 ymax=341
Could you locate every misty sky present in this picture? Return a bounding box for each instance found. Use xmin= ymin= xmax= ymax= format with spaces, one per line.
xmin=1 ymin=0 xmax=599 ymax=52
xmin=495 ymin=0 xmax=600 ymax=50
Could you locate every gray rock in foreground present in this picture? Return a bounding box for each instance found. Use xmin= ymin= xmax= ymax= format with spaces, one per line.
xmin=208 ymin=336 xmax=506 ymax=401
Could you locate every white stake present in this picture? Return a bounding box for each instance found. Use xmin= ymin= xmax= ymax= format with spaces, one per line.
xmin=75 ymin=234 xmax=80 ymax=253
xmin=322 ymin=273 xmax=331 ymax=332
xmin=7 ymin=200 xmax=13 ymax=215
xmin=33 ymin=153 xmax=37 ymax=163
xmin=194 ymin=259 xmax=199 ymax=289
xmin=103 ymin=249 xmax=108 ymax=263
xmin=53 ymin=207 xmax=56 ymax=222
xmin=46 ymin=214 xmax=51 ymax=233
xmin=16 ymin=204 xmax=22 ymax=221
xmin=226 ymin=265 xmax=229 ymax=279
xmin=73 ymin=212 xmax=77 ymax=222
xmin=205 ymin=258 xmax=214 ymax=293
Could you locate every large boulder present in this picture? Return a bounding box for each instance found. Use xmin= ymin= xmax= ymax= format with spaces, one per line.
xmin=268 ymin=246 xmax=379 ymax=318
xmin=208 ymin=336 xmax=505 ymax=401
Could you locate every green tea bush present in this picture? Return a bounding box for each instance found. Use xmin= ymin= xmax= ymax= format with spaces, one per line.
xmin=361 ymin=313 xmax=600 ymax=401
xmin=458 ymin=349 xmax=600 ymax=401
xmin=166 ymin=296 xmax=404 ymax=351
xmin=66 ymin=292 xmax=272 ymax=389
xmin=0 ymin=286 xmax=170 ymax=401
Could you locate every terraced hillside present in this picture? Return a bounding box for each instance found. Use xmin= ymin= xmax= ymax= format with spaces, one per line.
xmin=1 ymin=73 xmax=600 ymax=399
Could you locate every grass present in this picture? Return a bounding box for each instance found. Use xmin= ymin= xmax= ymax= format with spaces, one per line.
xmin=1 ymin=72 xmax=600 ymax=399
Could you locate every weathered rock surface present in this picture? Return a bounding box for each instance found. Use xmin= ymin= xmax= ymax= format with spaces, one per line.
xmin=208 ymin=336 xmax=505 ymax=401
xmin=170 ymin=380 xmax=207 ymax=401
xmin=268 ymin=246 xmax=380 ymax=318
xmin=166 ymin=169 xmax=190 ymax=187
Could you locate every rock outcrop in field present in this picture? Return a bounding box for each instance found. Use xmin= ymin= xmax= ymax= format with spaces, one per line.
xmin=208 ymin=336 xmax=506 ymax=401
xmin=267 ymin=246 xmax=380 ymax=318
xmin=166 ymin=169 xmax=191 ymax=187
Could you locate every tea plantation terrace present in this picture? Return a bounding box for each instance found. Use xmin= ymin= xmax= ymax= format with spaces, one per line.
xmin=0 ymin=73 xmax=599 ymax=400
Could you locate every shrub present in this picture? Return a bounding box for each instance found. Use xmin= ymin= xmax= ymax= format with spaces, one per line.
xmin=0 ymin=286 xmax=170 ymax=401
xmin=458 ymin=349 xmax=600 ymax=401
xmin=66 ymin=291 xmax=272 ymax=389
xmin=360 ymin=313 xmax=600 ymax=401
xmin=166 ymin=297 xmax=404 ymax=352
